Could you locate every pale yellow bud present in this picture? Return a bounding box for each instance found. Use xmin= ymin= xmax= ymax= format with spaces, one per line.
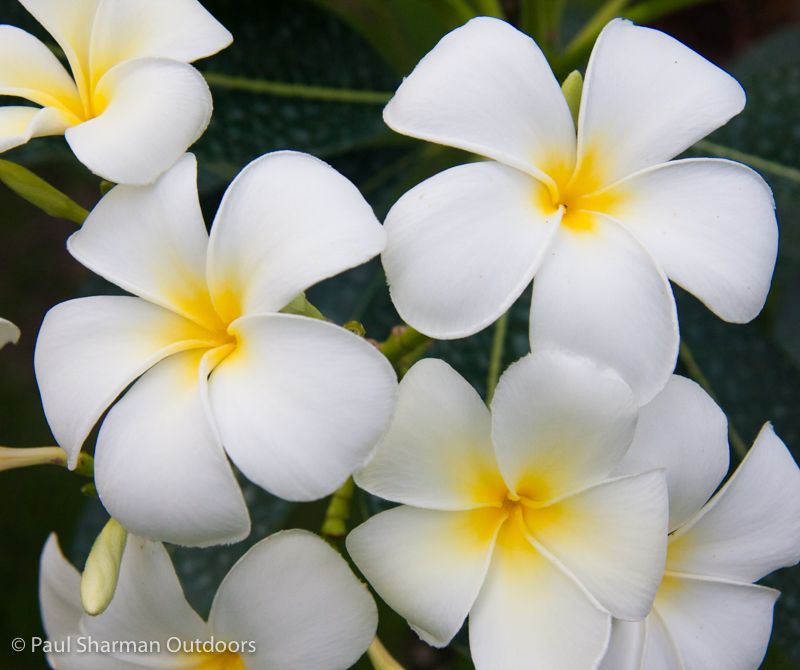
xmin=80 ymin=518 xmax=128 ymax=616
xmin=0 ymin=446 xmax=67 ymax=472
xmin=367 ymin=638 xmax=406 ymax=670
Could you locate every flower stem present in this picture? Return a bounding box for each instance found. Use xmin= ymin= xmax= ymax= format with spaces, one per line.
xmin=321 ymin=477 xmax=355 ymax=543
xmin=679 ymin=342 xmax=748 ymax=460
xmin=485 ymin=310 xmax=509 ymax=405
xmin=0 ymin=160 xmax=89 ymax=225
xmin=694 ymin=140 xmax=800 ymax=183
xmin=379 ymin=325 xmax=432 ymax=379
xmin=368 ymin=637 xmax=407 ymax=670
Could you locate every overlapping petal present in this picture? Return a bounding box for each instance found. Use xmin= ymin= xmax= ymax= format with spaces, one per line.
xmin=601 ymin=159 xmax=777 ymax=322
xmin=652 ymin=576 xmax=778 ymax=670
xmin=491 ymin=351 xmax=639 ymax=501
xmin=469 ymin=529 xmax=611 ymax=670
xmin=209 ymin=314 xmax=398 ymax=501
xmin=529 ymin=213 xmax=679 ymax=404
xmin=383 ymin=16 xmax=575 ymax=184
xmin=598 ymin=620 xmax=646 ymax=670
xmin=667 ymin=423 xmax=800 ymax=582
xmin=210 ymin=530 xmax=377 ymax=670
xmin=383 ymin=161 xmax=561 ymax=339
xmin=68 ymin=154 xmax=219 ymax=328
xmin=34 ymin=296 xmax=218 ymax=467
xmin=577 ymin=19 xmax=745 ymax=189
xmin=525 ymin=471 xmax=669 ymax=621
xmin=355 ymin=358 xmax=503 ymax=510
xmin=65 ymin=58 xmax=212 ymax=184
xmin=642 ymin=610 xmax=684 ymax=670
xmin=0 ymin=105 xmax=75 ymax=152
xmin=39 ymin=534 xmax=82 ymax=642
xmin=613 ymin=375 xmax=729 ymax=531
xmin=94 ymin=348 xmax=249 ymax=548
xmin=207 ymin=151 xmax=386 ymax=323
xmin=347 ymin=506 xmax=502 ymax=647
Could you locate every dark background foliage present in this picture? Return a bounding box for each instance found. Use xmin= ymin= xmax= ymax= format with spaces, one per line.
xmin=2 ymin=0 xmax=800 ymax=668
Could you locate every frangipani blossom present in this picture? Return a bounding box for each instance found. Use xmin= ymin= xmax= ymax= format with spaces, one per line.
xmin=347 ymin=352 xmax=669 ymax=670
xmin=40 ymin=529 xmax=378 ymax=670
xmin=600 ymin=376 xmax=800 ymax=670
xmin=35 ymin=151 xmax=398 ymax=547
xmin=0 ymin=317 xmax=20 ymax=348
xmin=0 ymin=0 xmax=232 ymax=184
xmin=381 ymin=17 xmax=778 ymax=403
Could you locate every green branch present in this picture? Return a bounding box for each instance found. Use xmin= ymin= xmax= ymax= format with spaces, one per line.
xmin=203 ymin=72 xmax=393 ymax=104
xmin=694 ymin=140 xmax=800 ymax=183
xmin=486 ymin=311 xmax=509 ymax=405
xmin=0 ymin=160 xmax=88 ymax=225
xmin=378 ymin=325 xmax=433 ymax=379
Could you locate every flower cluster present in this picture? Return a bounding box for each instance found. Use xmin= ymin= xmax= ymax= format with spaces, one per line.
xmin=0 ymin=3 xmax=797 ymax=670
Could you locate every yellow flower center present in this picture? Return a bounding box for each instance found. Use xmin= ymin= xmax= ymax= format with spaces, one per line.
xmin=194 ymin=651 xmax=246 ymax=670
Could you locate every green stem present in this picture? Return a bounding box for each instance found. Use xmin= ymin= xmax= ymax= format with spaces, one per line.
xmin=623 ymin=0 xmax=715 ymax=25
xmin=202 ymin=72 xmax=392 ymax=104
xmin=679 ymin=342 xmax=748 ymax=460
xmin=378 ymin=325 xmax=432 ymax=378
xmin=485 ymin=311 xmax=509 ymax=405
xmin=321 ymin=477 xmax=355 ymax=542
xmin=563 ymin=0 xmax=632 ymax=56
xmin=694 ymin=140 xmax=800 ymax=183
xmin=0 ymin=160 xmax=88 ymax=225
xmin=469 ymin=0 xmax=505 ymax=18
xmin=368 ymin=637 xmax=407 ymax=670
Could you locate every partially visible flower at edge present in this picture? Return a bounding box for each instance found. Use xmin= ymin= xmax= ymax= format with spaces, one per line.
xmin=347 ymin=351 xmax=669 ymax=670
xmin=600 ymin=375 xmax=800 ymax=670
xmin=0 ymin=317 xmax=20 ymax=348
xmin=40 ymin=529 xmax=377 ymax=670
xmin=0 ymin=0 xmax=232 ymax=184
xmin=34 ymin=151 xmax=398 ymax=548
xmin=380 ymin=17 xmax=778 ymax=404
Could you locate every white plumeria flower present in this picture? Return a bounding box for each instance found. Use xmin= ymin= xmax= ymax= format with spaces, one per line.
xmin=0 ymin=317 xmax=20 ymax=348
xmin=381 ymin=17 xmax=778 ymax=404
xmin=40 ymin=529 xmax=378 ymax=670
xmin=599 ymin=376 xmax=800 ymax=670
xmin=35 ymin=151 xmax=398 ymax=547
xmin=347 ymin=351 xmax=669 ymax=670
xmin=0 ymin=0 xmax=232 ymax=184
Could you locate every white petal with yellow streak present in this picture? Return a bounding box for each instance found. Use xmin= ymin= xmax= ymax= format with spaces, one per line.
xmin=525 ymin=471 xmax=669 ymax=621
xmin=209 ymin=314 xmax=398 ymax=501
xmin=469 ymin=524 xmax=611 ymax=670
xmin=491 ymin=350 xmax=639 ymax=501
xmin=382 ymin=160 xmax=562 ymax=339
xmin=651 ymin=575 xmax=778 ymax=670
xmin=667 ymin=423 xmax=800 ymax=583
xmin=68 ymin=154 xmax=220 ymax=329
xmin=347 ymin=506 xmax=503 ymax=648
xmin=35 ymin=296 xmax=219 ymax=468
xmin=206 ymin=151 xmax=385 ymax=324
xmin=65 ymin=58 xmax=212 ymax=184
xmin=613 ymin=375 xmax=729 ymax=532
xmin=0 ymin=105 xmax=75 ymax=153
xmin=0 ymin=26 xmax=82 ymax=116
xmin=577 ymin=19 xmax=745 ymax=189
xmin=355 ymin=358 xmax=505 ymax=510
xmin=95 ymin=348 xmax=249 ymax=547
xmin=383 ymin=17 xmax=576 ymax=185
xmin=529 ymin=212 xmax=679 ymax=404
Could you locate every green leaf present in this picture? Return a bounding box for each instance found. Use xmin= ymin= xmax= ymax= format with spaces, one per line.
xmin=0 ymin=160 xmax=88 ymax=224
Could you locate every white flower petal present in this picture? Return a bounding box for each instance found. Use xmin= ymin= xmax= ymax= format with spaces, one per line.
xmin=653 ymin=575 xmax=778 ymax=670
xmin=642 ymin=610 xmax=685 ymax=670
xmin=491 ymin=350 xmax=638 ymax=500
xmin=525 ymin=471 xmax=669 ymax=621
xmin=612 ymin=375 xmax=729 ymax=532
xmin=603 ymin=159 xmax=777 ymax=323
xmin=65 ymin=58 xmax=212 ymax=184
xmin=90 ymin=0 xmax=232 ymax=83
xmin=598 ymin=620 xmax=646 ymax=670
xmin=34 ymin=296 xmax=218 ymax=468
xmin=39 ymin=534 xmax=81 ymax=641
xmin=206 ymin=151 xmax=385 ymax=323
xmin=68 ymin=154 xmax=220 ymax=329
xmin=210 ymin=530 xmax=377 ymax=670
xmin=383 ymin=17 xmax=575 ymax=184
xmin=0 ymin=317 xmax=20 ymax=348
xmin=80 ymin=535 xmax=207 ymax=663
xmin=577 ymin=19 xmax=745 ymax=188
xmin=209 ymin=314 xmax=398 ymax=501
xmin=0 ymin=105 xmax=75 ymax=152
xmin=355 ymin=358 xmax=503 ymax=510
xmin=529 ymin=213 xmax=679 ymax=405
xmin=347 ymin=505 xmax=502 ymax=647
xmin=469 ymin=529 xmax=611 ymax=670
xmin=95 ymin=348 xmax=249 ymax=548
xmin=668 ymin=423 xmax=800 ymax=582
xmin=383 ymin=161 xmax=561 ymax=339
xmin=19 ymin=0 xmax=100 ymax=103
xmin=0 ymin=26 xmax=81 ymax=115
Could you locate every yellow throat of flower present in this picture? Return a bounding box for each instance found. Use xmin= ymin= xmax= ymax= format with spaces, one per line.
xmin=195 ymin=650 xmax=246 ymax=670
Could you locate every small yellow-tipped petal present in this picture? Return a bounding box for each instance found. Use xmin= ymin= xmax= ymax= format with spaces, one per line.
xmin=561 ymin=70 xmax=583 ymax=128
xmin=80 ymin=518 xmax=128 ymax=616
xmin=0 ymin=446 xmax=66 ymax=472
